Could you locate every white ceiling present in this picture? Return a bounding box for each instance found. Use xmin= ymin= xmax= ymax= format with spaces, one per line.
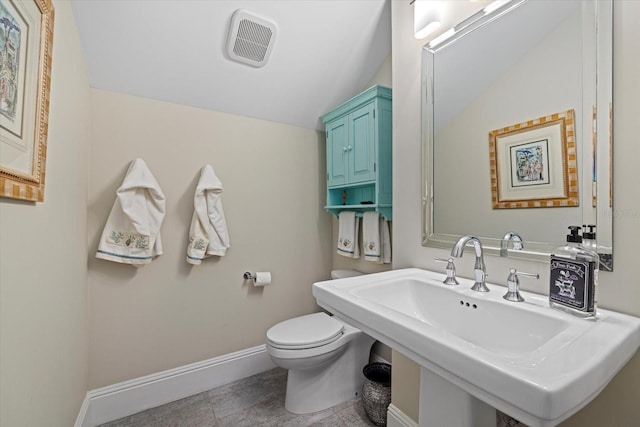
xmin=70 ymin=0 xmax=391 ymax=131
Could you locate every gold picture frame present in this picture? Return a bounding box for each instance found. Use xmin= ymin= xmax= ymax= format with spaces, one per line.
xmin=489 ymin=110 xmax=578 ymax=209
xmin=0 ymin=0 xmax=55 ymax=202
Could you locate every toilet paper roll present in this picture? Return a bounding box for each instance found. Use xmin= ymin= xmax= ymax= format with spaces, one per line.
xmin=254 ymin=272 xmax=271 ymax=287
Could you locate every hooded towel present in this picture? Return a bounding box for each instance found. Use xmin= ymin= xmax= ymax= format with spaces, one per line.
xmin=96 ymin=159 xmax=166 ymax=265
xmin=186 ymin=164 xmax=230 ymax=264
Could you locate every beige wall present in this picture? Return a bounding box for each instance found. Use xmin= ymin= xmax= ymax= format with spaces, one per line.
xmin=391 ymin=349 xmax=421 ymax=422
xmin=367 ymin=54 xmax=393 ymax=90
xmin=88 ymin=90 xmax=333 ymax=388
xmin=331 ymin=55 xmax=394 ymax=361
xmin=391 ymin=0 xmax=640 ymax=425
xmin=0 ymin=1 xmax=91 ymax=425
xmin=331 ymin=54 xmax=393 ymax=276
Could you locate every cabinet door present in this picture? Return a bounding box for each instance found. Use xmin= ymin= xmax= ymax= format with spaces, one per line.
xmin=326 ymin=116 xmax=348 ymax=187
xmin=348 ymin=103 xmax=376 ymax=184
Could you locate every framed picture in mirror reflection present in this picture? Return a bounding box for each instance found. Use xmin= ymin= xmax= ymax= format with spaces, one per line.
xmin=489 ymin=110 xmax=578 ymax=209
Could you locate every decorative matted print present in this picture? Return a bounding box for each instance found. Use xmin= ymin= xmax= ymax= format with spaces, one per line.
xmin=0 ymin=0 xmax=54 ymax=201
xmin=489 ymin=110 xmax=578 ymax=209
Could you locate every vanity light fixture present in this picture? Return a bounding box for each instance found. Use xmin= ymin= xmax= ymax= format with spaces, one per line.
xmin=426 ymin=0 xmax=518 ymax=48
xmin=412 ymin=0 xmax=443 ymax=39
xmin=427 ymin=28 xmax=456 ymax=48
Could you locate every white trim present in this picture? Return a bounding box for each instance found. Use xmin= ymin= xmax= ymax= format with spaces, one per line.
xmin=73 ymin=393 xmax=92 ymax=427
xmin=387 ymin=403 xmax=419 ymax=427
xmin=76 ymin=344 xmax=276 ymax=426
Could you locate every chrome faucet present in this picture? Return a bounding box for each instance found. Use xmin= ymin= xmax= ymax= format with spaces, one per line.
xmin=434 ymin=257 xmax=460 ymax=286
xmin=503 ymin=268 xmax=539 ymax=302
xmin=500 ymin=231 xmax=524 ymax=257
xmin=451 ymin=235 xmax=489 ymax=292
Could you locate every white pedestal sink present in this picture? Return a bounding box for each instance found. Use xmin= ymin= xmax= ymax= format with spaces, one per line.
xmin=312 ymin=268 xmax=640 ymax=426
xmin=420 ymin=368 xmax=496 ymax=427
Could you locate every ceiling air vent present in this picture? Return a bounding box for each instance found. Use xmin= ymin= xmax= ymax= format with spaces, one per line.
xmin=226 ymin=9 xmax=278 ymax=68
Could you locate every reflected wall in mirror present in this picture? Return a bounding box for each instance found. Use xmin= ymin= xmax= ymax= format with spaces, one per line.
xmin=421 ymin=0 xmax=613 ymax=269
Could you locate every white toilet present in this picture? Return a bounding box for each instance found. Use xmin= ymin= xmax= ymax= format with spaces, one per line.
xmin=265 ymin=270 xmax=374 ymax=414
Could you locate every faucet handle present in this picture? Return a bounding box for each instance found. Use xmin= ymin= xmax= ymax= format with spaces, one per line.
xmin=503 ymin=268 xmax=539 ymax=302
xmin=435 ymin=258 xmax=460 ymax=286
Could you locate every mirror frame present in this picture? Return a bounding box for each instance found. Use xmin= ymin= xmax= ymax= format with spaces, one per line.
xmin=421 ymin=0 xmax=613 ymax=266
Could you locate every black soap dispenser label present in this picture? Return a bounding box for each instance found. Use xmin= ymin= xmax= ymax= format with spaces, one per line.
xmin=549 ymin=257 xmax=595 ymax=312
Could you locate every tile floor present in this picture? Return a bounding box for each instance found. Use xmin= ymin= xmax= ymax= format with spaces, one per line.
xmin=99 ymin=368 xmax=377 ymax=427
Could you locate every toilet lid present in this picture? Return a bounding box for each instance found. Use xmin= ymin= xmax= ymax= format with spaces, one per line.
xmin=267 ymin=312 xmax=344 ymax=349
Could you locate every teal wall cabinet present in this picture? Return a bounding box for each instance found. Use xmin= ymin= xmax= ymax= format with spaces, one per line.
xmin=321 ymin=85 xmax=392 ymax=220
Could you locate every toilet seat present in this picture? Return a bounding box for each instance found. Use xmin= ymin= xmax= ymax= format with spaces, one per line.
xmin=267 ymin=312 xmax=344 ymax=350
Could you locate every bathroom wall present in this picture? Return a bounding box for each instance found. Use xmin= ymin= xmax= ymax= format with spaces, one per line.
xmin=332 ymin=53 xmax=393 ymax=276
xmin=330 ymin=55 xmax=394 ymax=362
xmin=87 ymin=90 xmax=333 ymax=388
xmin=391 ymin=1 xmax=640 ymax=425
xmin=0 ymin=1 xmax=91 ymax=425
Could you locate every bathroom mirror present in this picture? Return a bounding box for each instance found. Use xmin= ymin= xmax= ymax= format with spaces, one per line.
xmin=421 ymin=0 xmax=613 ymax=269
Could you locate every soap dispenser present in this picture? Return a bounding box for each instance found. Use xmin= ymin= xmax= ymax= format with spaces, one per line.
xmin=549 ymin=226 xmax=599 ymax=318
xmin=582 ymin=224 xmax=597 ymax=253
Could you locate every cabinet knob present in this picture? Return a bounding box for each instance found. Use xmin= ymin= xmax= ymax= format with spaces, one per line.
xmin=347 ymin=145 xmax=352 ymax=151
xmin=343 ymin=147 xmax=348 ymax=152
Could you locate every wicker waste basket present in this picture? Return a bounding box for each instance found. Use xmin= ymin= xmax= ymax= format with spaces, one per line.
xmin=362 ymin=362 xmax=392 ymax=426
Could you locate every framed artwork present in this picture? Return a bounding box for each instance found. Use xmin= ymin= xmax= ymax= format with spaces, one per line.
xmin=489 ymin=110 xmax=578 ymax=209
xmin=0 ymin=0 xmax=54 ymax=202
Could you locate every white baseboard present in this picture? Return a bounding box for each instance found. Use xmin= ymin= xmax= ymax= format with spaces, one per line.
xmin=387 ymin=403 xmax=419 ymax=427
xmin=74 ymin=394 xmax=92 ymax=427
xmin=75 ymin=344 xmax=276 ymax=427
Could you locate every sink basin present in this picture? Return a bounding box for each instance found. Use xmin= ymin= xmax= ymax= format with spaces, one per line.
xmin=350 ymin=277 xmax=571 ymax=356
xmin=312 ymin=268 xmax=640 ymax=426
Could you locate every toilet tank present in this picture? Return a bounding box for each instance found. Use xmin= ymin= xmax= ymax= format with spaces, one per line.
xmin=331 ymin=270 xmax=363 ymax=280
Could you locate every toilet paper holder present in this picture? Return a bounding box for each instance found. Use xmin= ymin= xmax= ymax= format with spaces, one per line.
xmin=243 ymin=271 xmax=271 ymax=287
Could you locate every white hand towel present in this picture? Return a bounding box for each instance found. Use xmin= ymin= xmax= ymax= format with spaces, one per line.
xmin=96 ymin=159 xmax=166 ymax=266
xmin=363 ymin=212 xmax=381 ymax=262
xmin=187 ymin=164 xmax=230 ymax=264
xmin=337 ymin=211 xmax=360 ymax=258
xmin=380 ymin=219 xmax=391 ymax=264
xmin=363 ymin=212 xmax=392 ymax=264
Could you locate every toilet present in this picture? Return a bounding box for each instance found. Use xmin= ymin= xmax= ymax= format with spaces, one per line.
xmin=265 ymin=270 xmax=374 ymax=414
